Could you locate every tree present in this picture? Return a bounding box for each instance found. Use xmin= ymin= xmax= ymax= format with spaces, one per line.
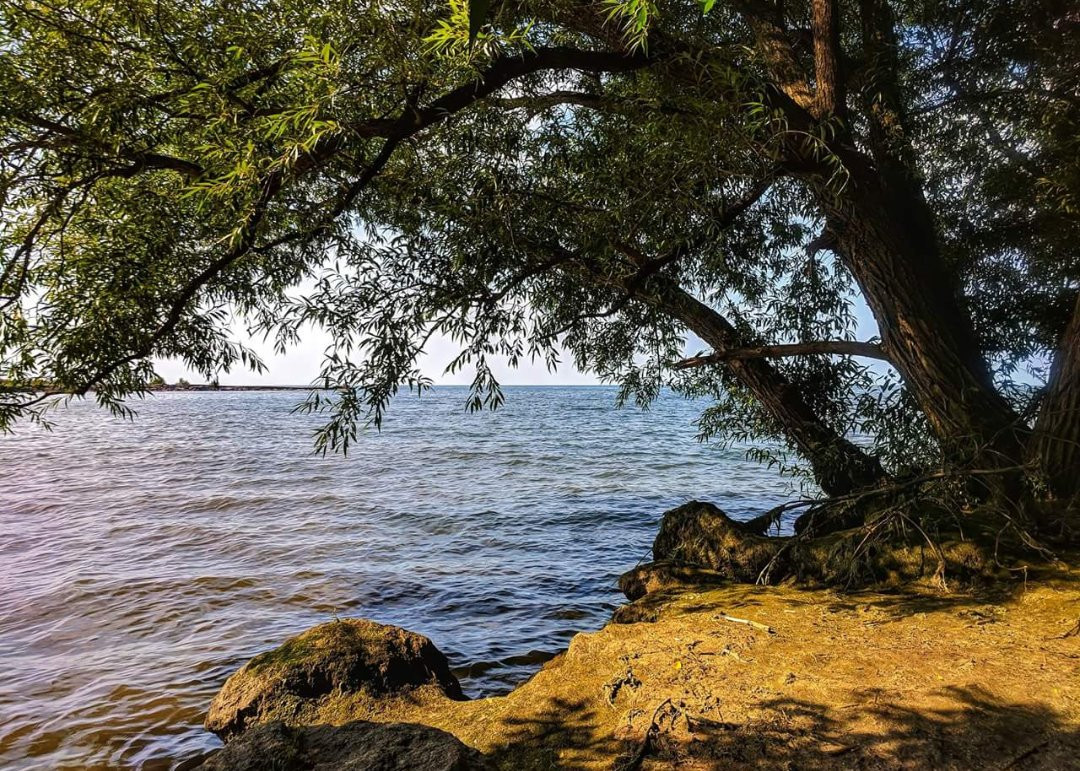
xmin=1 ymin=0 xmax=1077 ymax=536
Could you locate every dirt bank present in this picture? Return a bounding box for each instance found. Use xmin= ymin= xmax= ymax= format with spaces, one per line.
xmin=210 ymin=565 xmax=1079 ymax=769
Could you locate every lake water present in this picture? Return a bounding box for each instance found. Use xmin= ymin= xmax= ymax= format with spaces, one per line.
xmin=0 ymin=387 xmax=797 ymax=769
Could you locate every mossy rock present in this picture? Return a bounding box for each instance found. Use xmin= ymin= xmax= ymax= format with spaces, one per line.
xmin=197 ymin=720 xmax=490 ymax=770
xmin=653 ymin=502 xmax=786 ymax=583
xmin=206 ymin=619 xmax=464 ymax=739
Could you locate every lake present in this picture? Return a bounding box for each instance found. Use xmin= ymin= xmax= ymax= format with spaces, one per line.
xmin=0 ymin=387 xmax=797 ymax=769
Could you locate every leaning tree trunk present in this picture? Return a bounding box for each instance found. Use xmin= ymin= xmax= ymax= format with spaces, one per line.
xmin=1031 ymin=292 xmax=1080 ymax=499
xmin=817 ymin=0 xmax=1028 ymax=474
xmin=573 ymin=257 xmax=887 ymax=495
xmin=555 ymin=247 xmax=887 ymax=498
xmin=648 ymin=277 xmax=887 ymax=496
xmin=816 ymin=156 xmax=1027 ymax=472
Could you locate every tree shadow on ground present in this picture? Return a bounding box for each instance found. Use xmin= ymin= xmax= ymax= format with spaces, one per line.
xmin=688 ymin=684 xmax=1079 ymax=769
xmin=486 ymin=696 xmax=618 ymax=770
xmin=487 ymin=685 xmax=1080 ymax=770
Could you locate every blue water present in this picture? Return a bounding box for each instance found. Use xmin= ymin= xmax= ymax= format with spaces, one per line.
xmin=0 ymin=387 xmax=796 ymax=769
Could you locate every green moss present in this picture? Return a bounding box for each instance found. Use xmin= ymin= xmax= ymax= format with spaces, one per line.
xmin=247 ymin=637 xmax=316 ymax=674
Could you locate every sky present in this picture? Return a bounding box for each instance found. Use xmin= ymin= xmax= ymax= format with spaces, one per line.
xmin=154 ymin=295 xmax=883 ymax=386
xmin=155 ymin=327 xmax=604 ymax=386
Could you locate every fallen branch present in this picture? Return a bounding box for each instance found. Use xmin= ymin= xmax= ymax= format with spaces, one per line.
xmin=716 ymin=613 xmax=776 ymax=635
xmin=615 ymin=698 xmax=674 ymax=771
xmin=1055 ymin=618 xmax=1080 ymax=639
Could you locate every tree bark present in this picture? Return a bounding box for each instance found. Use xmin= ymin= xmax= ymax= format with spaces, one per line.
xmin=792 ymin=0 xmax=1028 ymax=472
xmin=815 ymin=155 xmax=1026 ymax=468
xmin=1031 ymin=291 xmax=1080 ymax=499
xmin=811 ymin=0 xmax=844 ymax=117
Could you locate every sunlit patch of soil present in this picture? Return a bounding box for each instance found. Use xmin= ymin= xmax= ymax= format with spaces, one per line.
xmin=365 ymin=567 xmax=1080 ymax=769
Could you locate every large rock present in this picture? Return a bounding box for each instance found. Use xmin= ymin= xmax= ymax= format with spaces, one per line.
xmin=206 ymin=619 xmax=464 ymax=738
xmin=198 ymin=720 xmax=489 ymax=770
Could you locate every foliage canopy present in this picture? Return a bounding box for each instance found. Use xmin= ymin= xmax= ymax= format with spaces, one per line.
xmin=1 ymin=0 xmax=1078 ymax=509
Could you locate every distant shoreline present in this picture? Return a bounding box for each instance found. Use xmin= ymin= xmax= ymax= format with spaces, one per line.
xmin=5 ymin=383 xmax=611 ymax=395
xmin=150 ymin=384 xmax=315 ymax=392
xmin=149 ymin=384 xmax=609 ymax=392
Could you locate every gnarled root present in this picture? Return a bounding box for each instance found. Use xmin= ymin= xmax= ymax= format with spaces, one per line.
xmin=632 ymin=501 xmax=1001 ymax=595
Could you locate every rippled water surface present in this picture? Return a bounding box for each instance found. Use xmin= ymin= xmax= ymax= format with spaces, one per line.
xmin=0 ymin=387 xmax=796 ymax=769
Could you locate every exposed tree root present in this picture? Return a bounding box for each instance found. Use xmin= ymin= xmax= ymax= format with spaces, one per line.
xmin=640 ymin=500 xmax=1016 ymax=593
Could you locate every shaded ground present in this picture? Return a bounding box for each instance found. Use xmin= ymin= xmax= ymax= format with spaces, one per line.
xmin=311 ymin=566 xmax=1080 ymax=769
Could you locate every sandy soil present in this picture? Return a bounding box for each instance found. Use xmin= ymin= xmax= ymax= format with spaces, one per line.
xmin=367 ymin=568 xmax=1080 ymax=769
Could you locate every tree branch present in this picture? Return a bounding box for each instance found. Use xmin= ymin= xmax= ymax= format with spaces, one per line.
xmin=53 ymin=46 xmax=659 ymax=398
xmin=612 ymin=174 xmax=777 ymax=298
xmin=489 ymin=89 xmax=697 ymax=118
xmin=489 ymin=89 xmax=607 ymax=112
xmin=351 ymin=47 xmax=655 ymax=138
xmin=811 ymin=0 xmax=844 ymax=117
xmin=675 ymin=340 xmax=888 ymax=368
xmin=11 ymin=111 xmax=205 ymax=178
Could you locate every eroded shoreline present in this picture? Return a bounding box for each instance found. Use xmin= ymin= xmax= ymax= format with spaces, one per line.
xmin=194 ymin=505 xmax=1080 ymax=770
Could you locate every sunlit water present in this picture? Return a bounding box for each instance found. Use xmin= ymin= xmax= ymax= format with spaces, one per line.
xmin=0 ymin=387 xmax=798 ymax=769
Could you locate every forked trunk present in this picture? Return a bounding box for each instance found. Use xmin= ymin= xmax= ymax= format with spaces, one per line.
xmin=805 ymin=0 xmax=1025 ymax=478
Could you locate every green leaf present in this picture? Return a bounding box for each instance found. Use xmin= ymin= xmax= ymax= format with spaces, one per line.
xmin=469 ymin=0 xmax=491 ymax=44
xmin=701 ymin=0 xmax=717 ymax=13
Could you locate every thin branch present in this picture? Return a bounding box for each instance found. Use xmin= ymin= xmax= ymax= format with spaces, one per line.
xmin=349 ymin=47 xmax=655 ymax=139
xmin=489 ymin=89 xmax=697 ymax=118
xmin=11 ymin=111 xmax=205 ymax=178
xmin=484 ymin=252 xmax=576 ymax=307
xmin=621 ymin=174 xmax=777 ymax=294
xmin=675 ymin=340 xmax=888 ymax=368
xmin=489 ymin=89 xmax=607 ymax=112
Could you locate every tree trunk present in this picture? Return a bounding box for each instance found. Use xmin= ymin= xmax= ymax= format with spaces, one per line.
xmin=816 ymin=156 xmax=1026 ymax=471
xmin=1031 ymin=291 xmax=1080 ymax=499
xmin=731 ymin=0 xmax=1026 ymax=476
xmin=649 ymin=277 xmax=887 ymax=496
xmin=821 ymin=0 xmax=1028 ymax=472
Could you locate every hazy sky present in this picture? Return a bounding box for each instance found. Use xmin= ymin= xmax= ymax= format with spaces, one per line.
xmin=155 ymin=327 xmax=605 ymax=385
xmin=155 ymin=295 xmax=882 ymax=386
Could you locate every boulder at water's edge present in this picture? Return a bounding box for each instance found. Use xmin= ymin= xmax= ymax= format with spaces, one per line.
xmin=650 ymin=500 xmax=785 ymax=583
xmin=618 ymin=560 xmax=730 ymax=601
xmin=205 ymin=618 xmax=464 ymax=738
